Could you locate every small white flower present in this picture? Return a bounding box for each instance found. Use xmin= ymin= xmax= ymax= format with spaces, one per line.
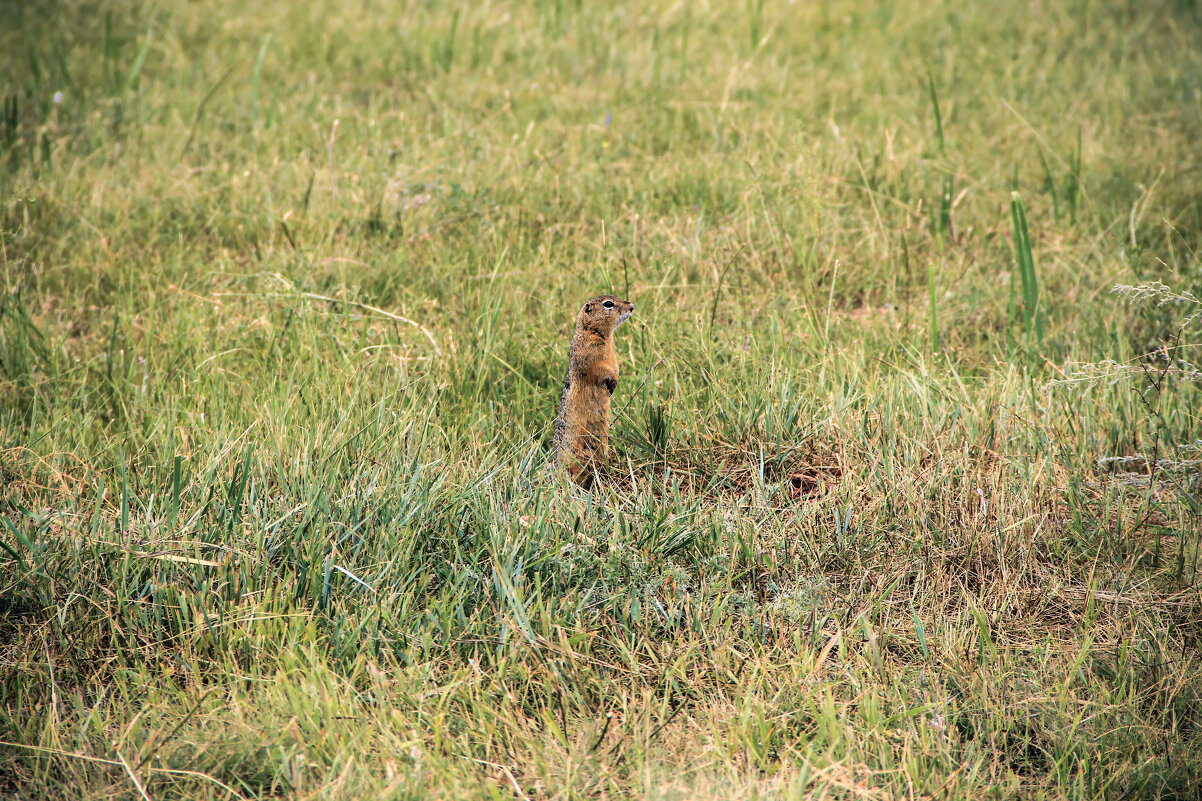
xmin=53 ymin=91 xmax=63 ymax=104
xmin=402 ymin=192 xmax=432 ymax=211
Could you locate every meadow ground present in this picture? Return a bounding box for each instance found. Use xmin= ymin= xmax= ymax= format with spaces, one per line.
xmin=2 ymin=0 xmax=1202 ymax=798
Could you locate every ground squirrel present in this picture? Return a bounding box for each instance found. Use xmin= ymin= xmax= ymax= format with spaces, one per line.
xmin=553 ymin=295 xmax=634 ymax=487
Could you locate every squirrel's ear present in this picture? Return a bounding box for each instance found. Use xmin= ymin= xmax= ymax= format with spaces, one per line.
xmin=585 ymin=303 xmax=592 ymax=313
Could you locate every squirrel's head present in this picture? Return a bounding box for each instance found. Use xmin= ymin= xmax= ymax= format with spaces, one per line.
xmin=579 ymin=295 xmax=634 ymax=333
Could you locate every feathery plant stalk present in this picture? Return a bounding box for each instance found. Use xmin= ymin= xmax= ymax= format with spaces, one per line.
xmin=1052 ymin=281 xmax=1202 ymax=577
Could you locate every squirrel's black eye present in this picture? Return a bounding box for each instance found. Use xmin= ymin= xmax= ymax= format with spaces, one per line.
xmin=602 ymin=300 xmax=614 ymax=308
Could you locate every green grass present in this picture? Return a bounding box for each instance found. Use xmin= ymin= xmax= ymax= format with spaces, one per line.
xmin=2 ymin=0 xmax=1202 ymax=798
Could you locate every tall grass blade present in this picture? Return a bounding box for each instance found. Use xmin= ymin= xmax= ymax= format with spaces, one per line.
xmin=251 ymin=34 xmax=272 ymax=127
xmin=928 ymin=262 xmax=939 ymax=352
xmin=1009 ymin=191 xmax=1044 ymax=345
xmin=926 ymin=67 xmax=945 ymax=155
xmin=125 ymin=24 xmax=154 ymax=91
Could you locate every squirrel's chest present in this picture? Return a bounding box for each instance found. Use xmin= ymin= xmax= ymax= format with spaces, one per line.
xmin=569 ymin=357 xmax=617 ymax=417
xmin=569 ymin=380 xmax=614 ymax=418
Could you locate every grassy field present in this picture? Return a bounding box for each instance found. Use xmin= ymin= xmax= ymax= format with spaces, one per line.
xmin=2 ymin=0 xmax=1202 ymax=798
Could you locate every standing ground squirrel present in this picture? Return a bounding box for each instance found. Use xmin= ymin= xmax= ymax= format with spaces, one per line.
xmin=553 ymin=295 xmax=634 ymax=487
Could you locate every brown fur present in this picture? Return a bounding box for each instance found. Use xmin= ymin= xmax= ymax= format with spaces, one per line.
xmin=553 ymin=295 xmax=634 ymax=487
